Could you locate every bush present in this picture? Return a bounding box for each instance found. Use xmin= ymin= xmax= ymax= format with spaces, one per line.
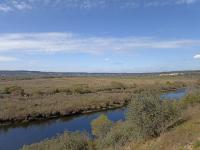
xmin=95 ymin=121 xmax=135 ymax=149
xmin=72 ymin=84 xmax=92 ymax=94
xmin=181 ymin=91 xmax=200 ymax=107
xmin=51 ymin=88 xmax=73 ymax=95
xmin=21 ymin=131 xmax=92 ymax=150
xmin=126 ymin=90 xmax=180 ymax=139
xmin=62 ymin=132 xmax=91 ymax=150
xmin=91 ymin=114 xmax=113 ymax=138
xmin=166 ymin=81 xmax=173 ymax=85
xmin=3 ymin=85 xmax=25 ymax=96
xmin=34 ymin=90 xmax=45 ymax=96
xmin=161 ymin=100 xmax=181 ymax=128
xmin=110 ymin=81 xmax=126 ymax=90
xmin=193 ymin=140 xmax=200 ymax=149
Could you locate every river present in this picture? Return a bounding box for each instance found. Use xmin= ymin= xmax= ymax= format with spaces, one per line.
xmin=0 ymin=88 xmax=187 ymax=150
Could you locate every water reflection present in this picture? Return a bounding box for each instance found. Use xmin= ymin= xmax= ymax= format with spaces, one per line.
xmin=0 ymin=89 xmax=187 ymax=150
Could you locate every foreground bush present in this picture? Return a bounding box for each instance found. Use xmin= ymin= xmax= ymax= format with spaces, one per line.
xmin=21 ymin=131 xmax=92 ymax=150
xmin=91 ymin=114 xmax=113 ymax=138
xmin=95 ymin=121 xmax=136 ymax=149
xmin=126 ymin=91 xmax=180 ymax=139
xmin=181 ymin=91 xmax=200 ymax=107
xmin=91 ymin=115 xmax=134 ymax=149
xmin=92 ymin=90 xmax=181 ymax=149
xmin=21 ymin=90 xmax=183 ymax=150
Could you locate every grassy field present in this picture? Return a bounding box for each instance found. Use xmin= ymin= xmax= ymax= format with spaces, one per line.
xmin=122 ymin=105 xmax=200 ymax=150
xmin=0 ymin=75 xmax=197 ymax=125
xmin=20 ymin=82 xmax=200 ymax=150
xmin=21 ymin=105 xmax=200 ymax=150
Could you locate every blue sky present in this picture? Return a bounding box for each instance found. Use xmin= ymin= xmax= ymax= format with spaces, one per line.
xmin=0 ymin=0 xmax=200 ymax=73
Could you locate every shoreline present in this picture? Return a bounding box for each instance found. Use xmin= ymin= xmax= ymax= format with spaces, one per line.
xmin=0 ymin=87 xmax=184 ymax=127
xmin=0 ymin=102 xmax=126 ymax=127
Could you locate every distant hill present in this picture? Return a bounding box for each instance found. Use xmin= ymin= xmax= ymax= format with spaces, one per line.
xmin=0 ymin=70 xmax=200 ymax=79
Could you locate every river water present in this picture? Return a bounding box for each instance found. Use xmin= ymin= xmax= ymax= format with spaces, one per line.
xmin=0 ymin=89 xmax=187 ymax=150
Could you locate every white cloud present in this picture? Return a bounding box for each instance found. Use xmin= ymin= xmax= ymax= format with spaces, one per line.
xmin=12 ymin=1 xmax=32 ymax=10
xmin=0 ymin=4 xmax=12 ymax=12
xmin=194 ymin=54 xmax=200 ymax=59
xmin=0 ymin=0 xmax=199 ymax=13
xmin=0 ymin=56 xmax=17 ymax=62
xmin=176 ymin=0 xmax=197 ymax=4
xmin=0 ymin=1 xmax=31 ymax=12
xmin=48 ymin=0 xmax=200 ymax=8
xmin=0 ymin=33 xmax=200 ymax=54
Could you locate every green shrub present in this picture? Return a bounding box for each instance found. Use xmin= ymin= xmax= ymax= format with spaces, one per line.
xmin=52 ymin=88 xmax=61 ymax=94
xmin=181 ymin=92 xmax=200 ymax=107
xmin=62 ymin=132 xmax=91 ymax=150
xmin=51 ymin=88 xmax=73 ymax=95
xmin=91 ymin=114 xmax=113 ymax=138
xmin=161 ymin=100 xmax=181 ymax=128
xmin=3 ymin=85 xmax=25 ymax=96
xmin=166 ymin=81 xmax=172 ymax=85
xmin=110 ymin=81 xmax=126 ymax=90
xmin=72 ymin=84 xmax=92 ymax=94
xmin=193 ymin=140 xmax=200 ymax=149
xmin=34 ymin=90 xmax=45 ymax=96
xmin=126 ymin=90 xmax=180 ymax=139
xmin=196 ymin=79 xmax=200 ymax=86
xmin=62 ymin=88 xmax=73 ymax=94
xmin=21 ymin=131 xmax=91 ymax=150
xmin=95 ymin=121 xmax=135 ymax=149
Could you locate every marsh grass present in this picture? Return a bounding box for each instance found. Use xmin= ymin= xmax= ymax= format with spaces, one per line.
xmin=0 ymin=76 xmax=190 ymax=124
xmin=122 ymin=105 xmax=200 ymax=150
xmin=20 ymin=88 xmax=188 ymax=150
xmin=21 ymin=131 xmax=93 ymax=150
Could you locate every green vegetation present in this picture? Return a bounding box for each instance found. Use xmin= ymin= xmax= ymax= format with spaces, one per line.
xmin=110 ymin=81 xmax=126 ymax=90
xmin=1 ymin=75 xmax=200 ymax=150
xmin=3 ymin=85 xmax=25 ymax=96
xmin=21 ymin=131 xmax=92 ymax=150
xmin=94 ymin=121 xmax=135 ymax=149
xmin=91 ymin=114 xmax=113 ymax=138
xmin=126 ymin=91 xmax=180 ymax=139
xmin=123 ymin=105 xmax=200 ymax=150
xmin=0 ymin=76 xmax=190 ymax=125
xmin=193 ymin=141 xmax=200 ymax=149
xmin=181 ymin=91 xmax=200 ymax=107
xmin=92 ymin=91 xmax=181 ymax=150
xmin=21 ymin=88 xmax=189 ymax=150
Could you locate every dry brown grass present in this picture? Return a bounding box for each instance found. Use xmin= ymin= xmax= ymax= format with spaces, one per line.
xmin=0 ymin=76 xmax=196 ymax=124
xmin=0 ymin=76 xmax=195 ymax=93
xmin=0 ymin=92 xmax=131 ymax=120
xmin=122 ymin=105 xmax=200 ymax=150
xmin=20 ymin=105 xmax=200 ymax=150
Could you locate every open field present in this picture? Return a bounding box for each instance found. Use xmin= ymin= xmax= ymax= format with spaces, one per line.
xmin=20 ymin=83 xmax=200 ymax=150
xmin=0 ymin=75 xmax=197 ymax=125
xmin=122 ymin=105 xmax=200 ymax=150
xmin=21 ymin=105 xmax=200 ymax=150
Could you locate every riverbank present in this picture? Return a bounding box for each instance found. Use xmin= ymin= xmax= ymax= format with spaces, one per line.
xmin=0 ymin=108 xmax=126 ymax=150
xmin=0 ymin=87 xmax=185 ymax=127
xmin=0 ymin=88 xmax=187 ymax=150
xmin=0 ymin=76 xmax=192 ymax=126
xmin=19 ymin=88 xmax=197 ymax=150
xmin=122 ymin=104 xmax=200 ymax=150
xmin=0 ymin=101 xmax=126 ymax=127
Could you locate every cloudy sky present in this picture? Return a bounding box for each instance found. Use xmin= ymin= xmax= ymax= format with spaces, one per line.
xmin=0 ymin=0 xmax=200 ymax=72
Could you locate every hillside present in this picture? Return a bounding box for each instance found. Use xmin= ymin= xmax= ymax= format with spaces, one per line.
xmin=122 ymin=105 xmax=200 ymax=150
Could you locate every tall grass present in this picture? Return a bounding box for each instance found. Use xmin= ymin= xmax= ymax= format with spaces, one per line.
xmin=21 ymin=131 xmax=92 ymax=150
xmin=21 ymin=86 xmax=200 ymax=150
